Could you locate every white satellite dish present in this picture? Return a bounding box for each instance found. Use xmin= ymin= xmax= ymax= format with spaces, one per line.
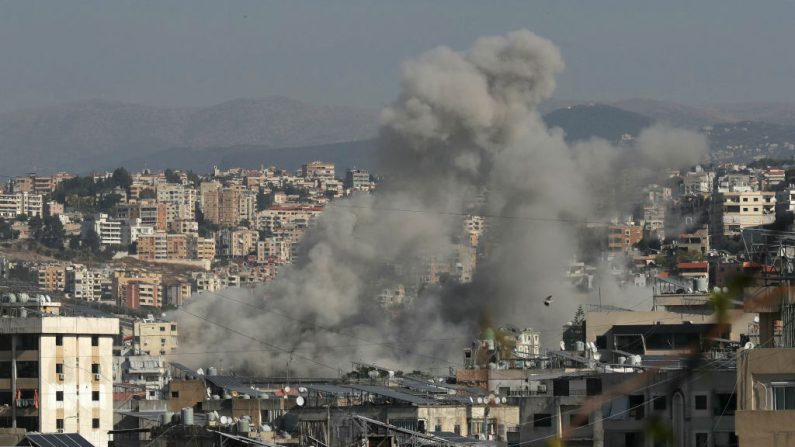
xmin=220 ymin=416 xmax=229 ymax=425
xmin=283 ymin=386 xmax=291 ymax=393
xmin=298 ymin=387 xmax=308 ymax=393
xmin=559 ymin=341 xmax=566 ymax=351
xmin=46 ymin=295 xmax=52 ymax=303
xmin=468 ymin=396 xmax=474 ymax=404
xmin=500 ymin=397 xmax=507 ymax=404
xmin=196 ymin=368 xmax=204 ymax=376
xmin=295 ymin=396 xmax=305 ymax=407
xmin=476 ymin=397 xmax=484 ymax=404
xmin=744 ymin=342 xmax=755 ymax=350
xmin=213 ymin=411 xmax=219 ymax=421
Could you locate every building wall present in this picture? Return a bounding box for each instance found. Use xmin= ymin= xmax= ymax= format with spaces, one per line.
xmin=133 ymin=322 xmax=178 ymax=356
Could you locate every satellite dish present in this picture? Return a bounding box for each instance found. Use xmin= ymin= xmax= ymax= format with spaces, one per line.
xmin=295 ymin=396 xmax=305 ymax=407
xmin=476 ymin=397 xmax=484 ymax=404
xmin=213 ymin=411 xmax=219 ymax=421
xmin=220 ymin=416 xmax=229 ymax=425
xmin=754 ymin=316 xmax=760 ymax=323
xmin=298 ymin=387 xmax=307 ymax=393
xmin=206 ymin=387 xmax=212 ymax=398
xmin=283 ymin=386 xmax=291 ymax=393
xmin=744 ymin=342 xmax=755 ymax=350
xmin=469 ymin=396 xmax=474 ymax=404
xmin=196 ymin=368 xmax=204 ymax=376
xmin=500 ymin=397 xmax=507 ymax=404
xmin=230 ymin=390 xmax=239 ymax=398
xmin=559 ymin=341 xmax=566 ymax=351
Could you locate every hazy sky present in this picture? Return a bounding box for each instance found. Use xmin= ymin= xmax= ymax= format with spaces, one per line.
xmin=2 ymin=0 xmax=794 ymax=111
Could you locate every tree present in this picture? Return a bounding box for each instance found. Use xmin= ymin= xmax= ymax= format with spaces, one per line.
xmin=83 ymin=228 xmax=101 ymax=253
xmin=39 ymin=215 xmax=65 ymax=249
xmin=0 ymin=219 xmax=17 ymax=240
xmin=164 ymin=169 xmax=181 ymax=184
xmin=97 ymin=193 xmax=123 ymax=213
xmin=573 ymin=305 xmax=585 ymax=326
xmin=139 ymin=188 xmax=156 ymax=199
xmin=186 ymin=170 xmax=201 ymax=187
xmin=111 ymin=168 xmax=133 ymax=190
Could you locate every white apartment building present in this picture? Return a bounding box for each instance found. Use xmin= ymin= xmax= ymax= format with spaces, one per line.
xmin=0 ymin=192 xmax=44 ymax=219
xmin=682 ymin=168 xmax=715 ymax=196
xmin=256 ymin=237 xmax=292 ymax=264
xmin=156 ymin=184 xmax=196 ymax=223
xmin=122 ymin=219 xmax=154 ymax=246
xmin=513 ymin=329 xmax=541 ymax=358
xmin=257 ymin=205 xmax=322 ymax=234
xmin=0 ymin=307 xmax=118 ymax=447
xmin=133 ymin=321 xmax=178 ymax=356
xmin=92 ymin=214 xmax=123 ymax=246
xmin=301 ymin=161 xmax=335 ymax=180
xmin=69 ymin=267 xmax=113 ymax=302
xmin=713 ymin=191 xmax=776 ymax=237
xmin=117 ymin=355 xmax=166 ymax=400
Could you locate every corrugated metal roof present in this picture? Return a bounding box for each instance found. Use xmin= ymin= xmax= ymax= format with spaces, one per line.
xmin=345 ymin=384 xmax=438 ymax=405
xmin=26 ymin=433 xmax=94 ymax=447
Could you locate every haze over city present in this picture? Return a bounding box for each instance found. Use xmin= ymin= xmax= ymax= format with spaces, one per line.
xmin=0 ymin=3 xmax=794 ymax=447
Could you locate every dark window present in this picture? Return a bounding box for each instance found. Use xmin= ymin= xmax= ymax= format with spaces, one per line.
xmin=56 ymin=363 xmax=63 ymax=374
xmin=0 ymin=336 xmax=11 ymax=350
xmin=614 ymin=334 xmax=645 ymax=354
xmin=171 ymin=324 xmax=177 ymax=331
xmin=625 ymin=432 xmax=642 ymax=447
xmin=18 ymin=335 xmax=39 ymax=350
xmin=17 ymin=361 xmax=38 ymax=378
xmin=553 ymin=379 xmax=569 ymax=396
xmin=0 ymin=362 xmax=10 ymax=379
xmin=56 ymin=419 xmax=63 ymax=430
xmin=628 ymin=395 xmax=645 ymax=419
xmin=160 ymin=326 xmax=166 ymax=332
xmin=171 ymin=391 xmax=179 ymax=398
xmin=586 ymin=378 xmax=602 ymax=396
xmin=56 ymin=391 xmax=63 ymax=402
xmin=595 ymin=335 xmax=607 ymax=349
xmin=434 ymin=424 xmax=441 ymax=432
xmin=0 ymin=392 xmax=12 ymax=405
xmin=92 ymin=391 xmax=99 ymax=401
xmin=653 ymin=395 xmax=667 ymax=410
xmin=533 ymin=414 xmax=552 ymax=427
xmin=454 ymin=424 xmax=461 ymax=435
xmin=695 ymin=395 xmax=708 ymax=410
xmin=92 ymin=418 xmax=100 ymax=429
xmin=714 ymin=393 xmax=736 ymax=415
xmin=91 ymin=336 xmax=99 ymax=346
xmin=695 ymin=433 xmax=709 ymax=447
xmin=91 ymin=363 xmax=99 ymax=374
xmin=55 ymin=335 xmax=63 ymax=346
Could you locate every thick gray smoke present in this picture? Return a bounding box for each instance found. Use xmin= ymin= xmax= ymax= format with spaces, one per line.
xmin=174 ymin=30 xmax=707 ymax=376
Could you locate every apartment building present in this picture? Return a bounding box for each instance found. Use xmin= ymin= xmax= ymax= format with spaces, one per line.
xmin=156 ymin=184 xmax=196 ymax=224
xmin=69 ymin=267 xmax=113 ymax=302
xmin=678 ymin=225 xmax=710 ymax=255
xmin=607 ymin=224 xmax=643 ymax=255
xmin=301 ymin=161 xmax=335 ymax=181
xmin=257 ymin=204 xmax=322 ymax=234
xmin=344 ymin=168 xmax=371 ymax=191
xmin=133 ymin=321 xmax=178 ymax=356
xmin=116 ymin=201 xmax=166 ymax=231
xmin=216 ymin=228 xmax=258 ymax=258
xmin=0 ymin=192 xmax=44 ymax=219
xmin=712 ymin=191 xmax=776 ymax=238
xmin=0 ymin=304 xmax=118 ymax=447
xmin=92 ymin=214 xmax=124 ymax=246
xmin=136 ymin=232 xmax=188 ymax=261
xmin=37 ymin=265 xmax=71 ymax=292
xmin=112 ymin=271 xmax=162 ymax=309
xmin=256 ymin=237 xmax=292 ymax=264
xmin=682 ymin=168 xmax=715 ymax=196
xmin=187 ymin=236 xmax=215 ymax=261
xmin=736 ymin=348 xmax=795 ymax=445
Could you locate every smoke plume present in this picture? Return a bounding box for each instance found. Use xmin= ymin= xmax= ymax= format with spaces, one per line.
xmin=174 ymin=30 xmax=707 ymax=376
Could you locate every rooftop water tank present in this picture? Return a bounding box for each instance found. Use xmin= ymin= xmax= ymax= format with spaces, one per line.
xmin=181 ymin=407 xmax=194 ymax=426
xmin=162 ymin=411 xmax=174 ymax=425
xmin=237 ymin=419 xmax=250 ymax=434
xmin=207 ymin=366 xmax=218 ymax=376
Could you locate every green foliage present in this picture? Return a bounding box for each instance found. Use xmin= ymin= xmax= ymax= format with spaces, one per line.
xmin=138 ymin=188 xmax=156 ymax=199
xmin=0 ymin=218 xmax=18 ymax=240
xmin=97 ymin=193 xmax=123 ymax=213
xmin=9 ymin=265 xmax=36 ymax=283
xmin=573 ymin=305 xmax=585 ymax=326
xmin=164 ymin=169 xmax=181 ymax=184
xmin=111 ymin=168 xmax=132 ymax=189
xmin=186 ymin=170 xmax=201 ymax=187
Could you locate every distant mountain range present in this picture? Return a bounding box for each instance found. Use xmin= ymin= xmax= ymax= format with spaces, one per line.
xmin=0 ymin=97 xmax=378 ymax=174
xmin=2 ymin=96 xmax=795 ymax=175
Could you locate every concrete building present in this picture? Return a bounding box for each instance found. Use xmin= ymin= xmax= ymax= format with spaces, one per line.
xmin=0 ymin=303 xmax=118 ymax=447
xmin=122 ymin=219 xmax=154 ymax=246
xmin=92 ymin=214 xmax=124 ymax=246
xmin=736 ymin=348 xmax=795 ymax=445
xmin=113 ymin=271 xmax=162 ymax=309
xmin=156 ymin=184 xmax=196 ymax=224
xmin=683 ymin=168 xmax=715 ymax=197
xmin=712 ymin=191 xmax=776 ymax=239
xmin=69 ymin=267 xmax=113 ymax=302
xmin=0 ymin=193 xmax=44 ymax=219
xmin=187 ymin=236 xmax=215 ymax=261
xmin=301 ymin=161 xmax=335 ymax=181
xmin=678 ymin=225 xmax=710 ymax=256
xmin=117 ymin=355 xmax=167 ymax=401
xmin=116 ymin=201 xmax=166 ymax=232
xmin=345 ymin=168 xmax=372 ymax=191
xmin=216 ymin=228 xmax=258 ymax=258
xmin=37 ymin=265 xmax=71 ymax=293
xmin=256 ymin=237 xmax=292 ymax=264
xmin=201 ymin=186 xmax=242 ymax=227
xmin=133 ymin=321 xmax=178 ymax=356
xmin=607 ymin=224 xmax=642 ymax=255
xmin=136 ymin=232 xmax=188 ymax=261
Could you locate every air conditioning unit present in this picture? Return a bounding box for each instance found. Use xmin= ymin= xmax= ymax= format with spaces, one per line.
xmin=58 ymin=373 xmax=65 ymax=381
xmin=537 ymin=384 xmax=548 ymax=393
xmin=94 ymin=373 xmax=101 ymax=381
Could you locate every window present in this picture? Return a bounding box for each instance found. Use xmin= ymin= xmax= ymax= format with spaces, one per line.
xmin=772 ymin=383 xmax=795 ymax=410
xmin=434 ymin=424 xmax=441 ymax=432
xmin=171 ymin=391 xmax=179 ymax=398
xmin=91 ymin=363 xmax=99 ymax=374
xmin=753 ymin=197 xmax=759 ymax=202
xmin=91 ymin=336 xmax=99 ymax=346
xmin=92 ymin=418 xmax=100 ymax=429
xmin=171 ymin=324 xmax=177 ymax=331
xmin=742 ymin=208 xmax=748 ymax=212
xmin=56 ymin=419 xmax=63 ymax=430
xmin=533 ymin=413 xmax=552 ymax=427
xmin=714 ymin=393 xmax=736 ymax=415
xmin=695 ymin=432 xmax=709 ymax=447
xmin=55 ymin=335 xmax=63 ymax=346
xmin=569 ymin=414 xmax=587 ymax=428
xmin=754 ymin=208 xmax=759 ymax=212
xmin=653 ymin=395 xmax=667 ymax=411
xmin=553 ymin=379 xmax=569 ymax=396
xmin=56 ymin=363 xmax=63 ymax=374
xmin=586 ymin=378 xmax=602 ymax=396
xmin=628 ymin=395 xmax=645 ymax=419
xmin=454 ymin=424 xmax=461 ymax=435
xmin=56 ymin=391 xmax=63 ymax=402
xmin=92 ymin=391 xmax=99 ymax=401
xmin=17 ymin=361 xmax=39 ymax=378
xmin=160 ymin=326 xmax=166 ymax=332
xmin=695 ymin=395 xmax=708 ymax=410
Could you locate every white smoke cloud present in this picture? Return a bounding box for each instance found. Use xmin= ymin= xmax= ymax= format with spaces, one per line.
xmin=174 ymin=30 xmax=707 ymax=376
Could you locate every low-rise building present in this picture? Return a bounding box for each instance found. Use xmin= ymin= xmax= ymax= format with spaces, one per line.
xmin=133 ymin=320 xmax=178 ymax=356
